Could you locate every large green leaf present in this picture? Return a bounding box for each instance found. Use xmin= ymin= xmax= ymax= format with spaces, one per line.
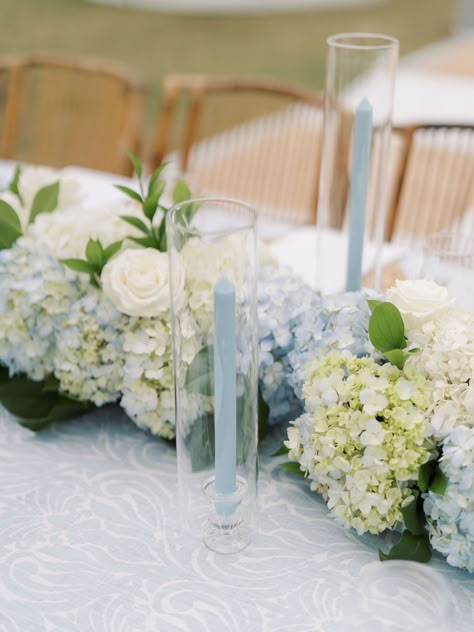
xmin=0 ymin=366 xmax=95 ymax=431
xmin=379 ymin=530 xmax=432 ymax=563
xmin=185 ymin=346 xmax=214 ymax=396
xmin=0 ymin=373 xmax=57 ymax=419
xmin=400 ymin=495 xmax=426 ymax=535
xmin=0 ymin=200 xmax=22 ymax=249
xmin=29 ymin=181 xmax=59 ymax=223
xmin=418 ymin=460 xmax=437 ymax=492
xmin=18 ymin=396 xmax=94 ymax=431
xmin=431 ymin=466 xmax=448 ymax=495
xmin=369 ymin=302 xmax=406 ymax=353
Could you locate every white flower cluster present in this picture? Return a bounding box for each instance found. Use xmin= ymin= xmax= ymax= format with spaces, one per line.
xmin=0 ymin=166 xmax=318 ymax=442
xmin=286 ymin=350 xmax=434 ymax=535
xmin=424 ymin=426 xmax=474 ymax=572
xmin=404 ymin=309 xmax=474 ymax=437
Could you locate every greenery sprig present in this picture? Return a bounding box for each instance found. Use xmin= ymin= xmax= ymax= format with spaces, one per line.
xmin=61 ymin=238 xmax=122 ymax=287
xmin=115 ymin=151 xmax=192 ymax=253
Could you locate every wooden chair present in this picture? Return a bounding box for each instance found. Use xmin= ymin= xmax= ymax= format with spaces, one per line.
xmin=0 ymin=54 xmax=145 ymax=175
xmin=386 ymin=124 xmax=474 ymax=244
xmin=149 ymin=74 xmax=324 ymax=224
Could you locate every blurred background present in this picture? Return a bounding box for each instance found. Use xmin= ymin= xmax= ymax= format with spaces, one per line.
xmin=0 ymin=0 xmax=466 ymax=135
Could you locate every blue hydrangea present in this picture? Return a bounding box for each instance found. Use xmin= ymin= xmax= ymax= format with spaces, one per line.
xmin=257 ymin=265 xmax=380 ymax=424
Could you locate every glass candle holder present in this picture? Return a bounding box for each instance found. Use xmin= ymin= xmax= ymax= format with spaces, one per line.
xmin=421 ymin=230 xmax=474 ymax=309
xmin=317 ymin=33 xmax=399 ymax=292
xmin=167 ymin=198 xmax=258 ymax=554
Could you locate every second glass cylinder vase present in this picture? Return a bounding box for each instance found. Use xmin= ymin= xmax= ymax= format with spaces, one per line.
xmin=167 ymin=198 xmax=258 ymax=554
xmin=317 ymin=33 xmax=399 ymax=292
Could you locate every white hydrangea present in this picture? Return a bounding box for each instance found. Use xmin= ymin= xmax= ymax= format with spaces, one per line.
xmin=26 ymin=201 xmax=143 ymax=260
xmin=0 ymin=237 xmax=82 ymax=380
xmin=286 ymin=350 xmax=434 ymax=535
xmin=424 ymin=426 xmax=474 ymax=572
xmin=405 ymin=309 xmax=474 ymax=437
xmin=53 ymin=289 xmax=128 ymax=406
xmin=120 ymin=316 xmax=176 ymax=439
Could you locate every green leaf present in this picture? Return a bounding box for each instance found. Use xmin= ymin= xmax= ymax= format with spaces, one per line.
xmin=103 ymin=240 xmax=123 ymax=262
xmin=367 ymin=299 xmax=383 ymax=313
xmin=369 ymin=302 xmax=406 ymax=353
xmin=173 ymin=180 xmax=191 ymax=205
xmin=271 ymin=442 xmax=290 ymax=457
xmin=280 ymin=461 xmax=305 ymax=477
xmin=120 ymin=215 xmax=150 ymax=235
xmin=0 ymin=200 xmax=22 ymax=249
xmin=0 ymin=374 xmax=57 ymax=419
xmin=61 ymin=258 xmax=97 ymax=275
xmin=185 ymin=346 xmax=214 ymax=396
xmin=128 ymin=236 xmax=158 ymax=249
xmin=143 ymin=190 xmax=161 ymax=222
xmin=401 ymin=495 xmax=426 ymax=535
xmin=258 ymin=387 xmax=269 ymax=441
xmin=384 ymin=349 xmax=407 ymax=370
xmin=85 ymin=238 xmax=104 ymax=270
xmin=8 ymin=165 xmax=21 ymax=199
xmin=127 ymin=150 xmax=143 ymax=178
xmin=114 ymin=185 xmax=143 ymax=204
xmin=418 ymin=460 xmax=437 ymax=493
xmin=29 ymin=181 xmax=59 ymax=223
xmin=148 ymin=163 xmax=168 ymax=197
xmin=42 ymin=374 xmax=60 ymax=393
xmin=431 ymin=466 xmax=448 ymax=495
xmin=155 ymin=219 xmax=167 ymax=252
xmin=18 ymin=396 xmax=94 ymax=431
xmin=379 ymin=530 xmax=431 ymax=563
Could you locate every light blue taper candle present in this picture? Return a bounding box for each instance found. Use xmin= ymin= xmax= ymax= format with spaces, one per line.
xmin=214 ymin=276 xmax=237 ymax=497
xmin=346 ymin=98 xmax=373 ymax=292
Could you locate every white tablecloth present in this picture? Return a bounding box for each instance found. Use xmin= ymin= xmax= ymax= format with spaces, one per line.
xmin=0 ymin=165 xmax=473 ymax=630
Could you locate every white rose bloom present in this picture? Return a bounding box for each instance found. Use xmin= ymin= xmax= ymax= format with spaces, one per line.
xmin=386 ymin=279 xmax=454 ymax=333
xmin=18 ymin=166 xmax=81 ymax=210
xmin=102 ymin=248 xmax=180 ymax=317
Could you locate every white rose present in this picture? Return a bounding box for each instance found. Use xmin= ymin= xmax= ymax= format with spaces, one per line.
xmin=19 ymin=166 xmax=81 ymax=210
xmin=386 ymin=279 xmax=454 ymax=333
xmin=101 ymin=248 xmax=179 ymax=317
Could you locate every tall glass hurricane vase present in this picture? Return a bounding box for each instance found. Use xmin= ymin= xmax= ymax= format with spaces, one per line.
xmin=317 ymin=33 xmax=399 ymax=292
xmin=167 ymin=198 xmax=258 ymax=554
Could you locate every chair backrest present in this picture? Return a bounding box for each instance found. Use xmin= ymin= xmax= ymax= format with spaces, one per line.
xmin=387 ymin=124 xmax=474 ymax=244
xmin=150 ymin=74 xmax=324 ymax=224
xmin=0 ymin=54 xmax=144 ymax=175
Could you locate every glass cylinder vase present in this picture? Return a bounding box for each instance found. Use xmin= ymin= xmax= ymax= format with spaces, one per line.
xmin=317 ymin=33 xmax=399 ymax=293
xmin=167 ymin=198 xmax=258 ymax=553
